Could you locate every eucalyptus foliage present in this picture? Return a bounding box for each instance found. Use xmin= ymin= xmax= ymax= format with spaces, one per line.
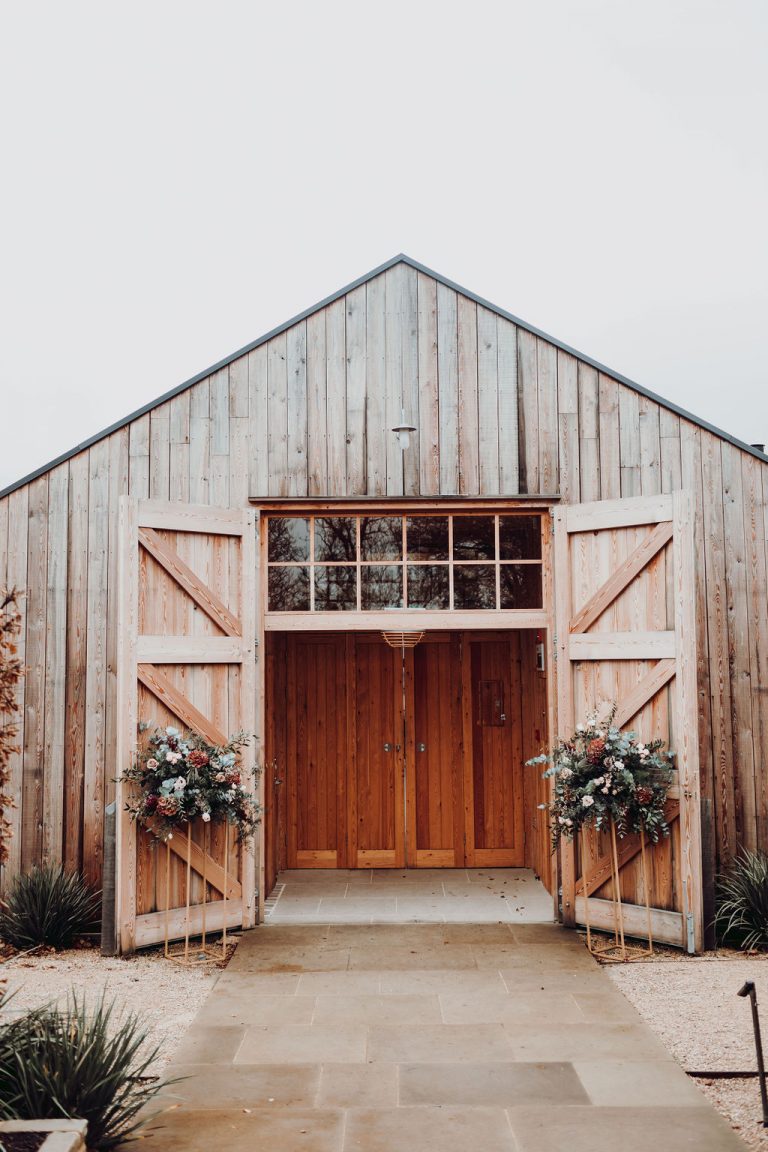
xmin=0 ymin=993 xmax=166 ymax=1150
xmin=715 ymin=848 xmax=768 ymax=951
xmin=527 ymin=707 xmax=674 ymax=849
xmin=0 ymin=865 xmax=101 ymax=951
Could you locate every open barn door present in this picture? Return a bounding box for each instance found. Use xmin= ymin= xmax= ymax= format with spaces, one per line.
xmin=554 ymin=492 xmax=703 ymax=952
xmin=115 ymin=499 xmax=260 ymax=953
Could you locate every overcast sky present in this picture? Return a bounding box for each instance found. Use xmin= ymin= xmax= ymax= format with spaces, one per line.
xmin=1 ymin=0 xmax=766 ymax=492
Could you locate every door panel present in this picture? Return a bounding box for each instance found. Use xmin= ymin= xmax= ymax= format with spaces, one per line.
xmin=409 ymin=637 xmax=464 ymax=866
xmin=286 ymin=635 xmax=347 ymax=868
xmin=353 ymin=638 xmax=404 ymax=867
xmin=469 ymin=637 xmax=525 ymax=866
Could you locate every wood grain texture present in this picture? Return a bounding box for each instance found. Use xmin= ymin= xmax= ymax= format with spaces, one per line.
xmin=21 ymin=475 xmax=48 ymax=869
xmin=42 ymin=465 xmax=69 ymax=864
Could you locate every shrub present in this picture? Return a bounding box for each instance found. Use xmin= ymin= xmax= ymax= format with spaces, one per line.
xmin=0 ymin=992 xmax=166 ymax=1150
xmin=715 ymin=848 xmax=768 ymax=951
xmin=0 ymin=865 xmax=101 ymax=951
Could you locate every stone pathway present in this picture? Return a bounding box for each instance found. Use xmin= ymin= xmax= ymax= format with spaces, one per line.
xmin=266 ymin=867 xmax=555 ymax=925
xmin=142 ymin=916 xmax=744 ymax=1151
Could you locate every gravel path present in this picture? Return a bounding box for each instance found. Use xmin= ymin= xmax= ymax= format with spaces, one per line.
xmin=0 ymin=944 xmax=220 ymax=1077
xmin=609 ymin=950 xmax=768 ymax=1151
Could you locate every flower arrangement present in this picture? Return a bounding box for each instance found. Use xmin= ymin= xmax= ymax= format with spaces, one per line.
xmin=122 ymin=725 xmax=261 ymax=842
xmin=527 ymin=708 xmax=674 ymax=849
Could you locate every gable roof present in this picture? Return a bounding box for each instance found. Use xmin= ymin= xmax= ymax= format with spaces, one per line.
xmin=1 ymin=253 xmax=766 ymax=499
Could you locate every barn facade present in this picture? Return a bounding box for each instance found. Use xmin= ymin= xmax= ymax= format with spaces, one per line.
xmin=1 ymin=254 xmax=766 ymax=954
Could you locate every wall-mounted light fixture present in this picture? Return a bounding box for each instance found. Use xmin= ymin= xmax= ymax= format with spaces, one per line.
xmin=392 ymin=408 xmax=417 ymax=451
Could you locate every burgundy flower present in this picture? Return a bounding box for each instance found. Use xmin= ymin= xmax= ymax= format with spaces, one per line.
xmin=188 ymin=750 xmax=209 ymax=768
xmin=144 ymin=794 xmax=159 ymax=814
xmin=587 ymin=738 xmax=606 ymax=764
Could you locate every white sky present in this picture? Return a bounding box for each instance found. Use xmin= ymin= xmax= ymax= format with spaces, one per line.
xmin=1 ymin=0 xmax=766 ymax=492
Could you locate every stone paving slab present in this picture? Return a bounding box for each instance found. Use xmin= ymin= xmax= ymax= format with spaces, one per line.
xmin=143 ymin=889 xmax=743 ymax=1152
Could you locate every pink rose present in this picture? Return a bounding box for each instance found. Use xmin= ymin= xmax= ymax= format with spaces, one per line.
xmin=146 ymin=758 xmax=159 ymax=769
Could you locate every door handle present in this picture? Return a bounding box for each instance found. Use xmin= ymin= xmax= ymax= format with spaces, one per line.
xmin=384 ymin=743 xmax=392 ymax=752
xmin=274 ymin=778 xmax=284 ymax=786
xmin=417 ymin=743 xmax=426 ymax=753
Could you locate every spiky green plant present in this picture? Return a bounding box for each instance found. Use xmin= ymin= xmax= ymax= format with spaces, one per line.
xmin=715 ymin=848 xmax=768 ymax=951
xmin=0 ymin=865 xmax=101 ymax=951
xmin=0 ymin=992 xmax=167 ymax=1150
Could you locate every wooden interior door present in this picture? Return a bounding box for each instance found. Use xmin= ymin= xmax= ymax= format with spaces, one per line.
xmin=408 ymin=636 xmax=465 ymax=866
xmin=286 ymin=634 xmax=348 ymax=868
xmin=465 ymin=635 xmax=526 ymax=867
xmin=351 ymin=636 xmax=405 ymax=867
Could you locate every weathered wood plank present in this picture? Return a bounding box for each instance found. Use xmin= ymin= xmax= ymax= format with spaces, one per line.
xmin=325 ymin=298 xmax=347 ymax=497
xmin=698 ymin=429 xmax=735 ymax=860
xmin=660 ymin=408 xmax=682 ymax=494
xmin=21 ymin=475 xmax=48 ymax=869
xmin=742 ymin=453 xmax=768 ymax=851
xmin=364 ymin=276 xmax=385 ymax=497
xmin=578 ymin=362 xmax=600 ymax=502
xmin=287 ymin=321 xmax=308 ymax=497
xmin=674 ymin=488 xmax=704 ymax=951
xmin=169 ymin=391 xmax=190 ymax=503
xmin=384 ymin=267 xmax=405 ymax=497
xmin=188 ymin=379 xmax=210 ymax=505
xmin=457 ymin=295 xmax=479 ymax=495
xmin=115 ymin=497 xmax=139 ymax=952
xmin=598 ymin=374 xmax=620 ymax=500
xmin=104 ymin=428 xmax=130 ymax=823
xmin=345 ymin=288 xmax=366 ymax=496
xmin=40 ymin=466 xmax=68 ymax=865
xmin=618 ymin=385 xmax=641 ymax=497
xmin=569 ymin=631 xmax=676 ymax=660
xmin=437 ymin=283 xmax=459 ymax=494
xmin=477 ymin=306 xmax=499 ymax=495
xmin=63 ymin=453 xmax=88 ymax=872
xmin=136 ymin=636 xmax=243 ymax=663
xmin=149 ymin=403 xmax=170 ymax=500
xmin=517 ymin=329 xmax=538 ymax=494
xmin=721 ymin=439 xmax=757 ymax=850
xmin=416 ymin=273 xmax=439 ymax=495
xmin=497 ymin=317 xmax=519 ymax=494
xmin=128 ymin=412 xmax=150 ymax=499
xmin=613 ymin=659 xmax=676 ymax=729
xmin=639 ymin=395 xmax=661 ymax=496
xmin=537 ymin=339 xmax=558 ymax=495
xmin=83 ymin=440 xmax=110 ymax=885
xmin=138 ymin=501 xmax=244 ymax=534
xmin=557 ymin=350 xmax=579 ymax=504
xmin=402 ymin=265 xmax=420 ymax=497
xmin=267 ymin=334 xmax=288 ymax=497
xmin=248 ymin=345 xmax=269 ymax=499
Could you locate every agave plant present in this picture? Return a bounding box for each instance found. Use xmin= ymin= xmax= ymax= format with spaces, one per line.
xmin=715 ymin=848 xmax=768 ymax=951
xmin=0 ymin=992 xmax=167 ymax=1150
xmin=0 ymin=864 xmax=101 ymax=951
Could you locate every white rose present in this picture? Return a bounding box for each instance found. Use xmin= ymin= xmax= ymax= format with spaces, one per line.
xmin=202 ymin=811 xmax=211 ymax=823
xmin=582 ymin=795 xmax=595 ymax=807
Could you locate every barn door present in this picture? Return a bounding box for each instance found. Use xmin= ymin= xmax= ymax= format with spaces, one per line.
xmin=115 ymin=499 xmax=259 ymax=954
xmin=554 ymin=492 xmax=703 ymax=952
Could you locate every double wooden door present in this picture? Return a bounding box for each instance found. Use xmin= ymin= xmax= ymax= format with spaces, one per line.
xmin=266 ymin=631 xmax=530 ymax=879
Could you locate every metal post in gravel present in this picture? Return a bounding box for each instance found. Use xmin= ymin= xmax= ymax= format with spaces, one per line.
xmin=738 ymin=981 xmax=768 ymax=1127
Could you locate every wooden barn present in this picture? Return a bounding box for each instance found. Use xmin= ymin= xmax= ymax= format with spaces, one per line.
xmin=1 ymin=254 xmax=767 ymax=955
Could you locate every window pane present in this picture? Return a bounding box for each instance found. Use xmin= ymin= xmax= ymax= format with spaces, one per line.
xmin=407 ymin=565 xmax=449 ymax=609
xmin=499 ymin=515 xmax=542 ymax=560
xmin=361 ymin=565 xmax=403 ymax=609
xmin=268 ymin=517 xmax=309 ymax=562
xmin=315 ymin=517 xmax=356 ymax=561
xmin=454 ymin=564 xmax=496 ymax=609
xmin=360 ymin=516 xmax=402 ymax=560
xmin=406 ymin=516 xmax=448 ymax=560
xmin=500 ymin=564 xmax=543 ymax=609
xmin=314 ymin=565 xmax=357 ymax=610
xmin=268 ymin=566 xmax=310 ymax=611
xmin=452 ymin=516 xmax=496 ymax=560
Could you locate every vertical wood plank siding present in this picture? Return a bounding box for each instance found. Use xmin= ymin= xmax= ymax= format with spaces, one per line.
xmin=1 ymin=263 xmax=767 ymax=894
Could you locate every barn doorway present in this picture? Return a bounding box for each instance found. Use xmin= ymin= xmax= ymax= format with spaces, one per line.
xmin=264 ymin=629 xmax=549 ymax=895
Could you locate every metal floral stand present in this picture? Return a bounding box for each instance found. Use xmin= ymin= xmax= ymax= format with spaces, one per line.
xmin=163 ymin=819 xmax=231 ymax=967
xmin=580 ymin=818 xmax=654 ymax=963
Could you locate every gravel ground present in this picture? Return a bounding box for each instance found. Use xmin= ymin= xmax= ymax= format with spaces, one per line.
xmin=0 ymin=942 xmax=222 ymax=1077
xmin=608 ymin=948 xmax=768 ymax=1151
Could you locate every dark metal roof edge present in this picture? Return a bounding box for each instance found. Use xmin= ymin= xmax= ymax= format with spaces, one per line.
xmin=1 ymin=252 xmax=766 ymax=500
xmin=250 ymin=494 xmax=560 ymax=504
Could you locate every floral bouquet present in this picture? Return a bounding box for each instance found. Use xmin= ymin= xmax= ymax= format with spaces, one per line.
xmin=122 ymin=725 xmax=261 ymax=842
xmin=527 ymin=708 xmax=674 ymax=849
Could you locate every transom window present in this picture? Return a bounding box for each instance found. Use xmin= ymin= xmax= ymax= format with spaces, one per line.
xmin=266 ymin=514 xmax=543 ymax=612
